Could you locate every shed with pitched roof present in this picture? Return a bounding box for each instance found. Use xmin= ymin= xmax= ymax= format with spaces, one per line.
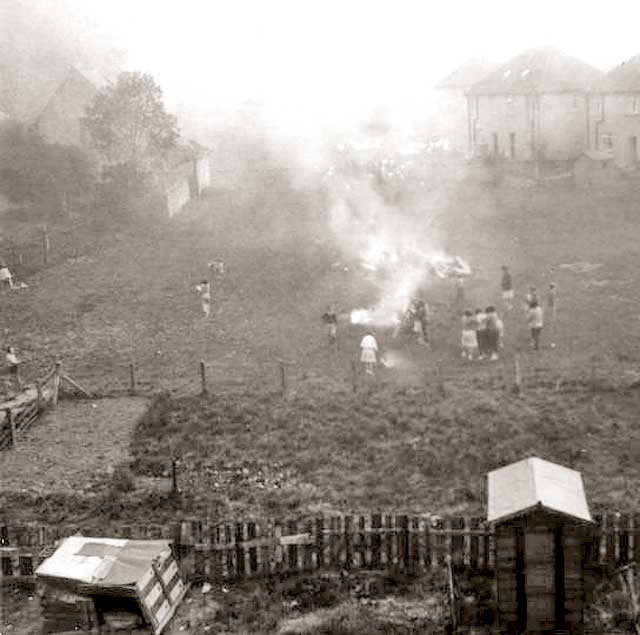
xmin=488 ymin=457 xmax=593 ymax=635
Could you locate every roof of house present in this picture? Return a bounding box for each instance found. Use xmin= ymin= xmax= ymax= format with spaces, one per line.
xmin=467 ymin=47 xmax=603 ymax=95
xmin=34 ymin=67 xmax=98 ymax=124
xmin=487 ymin=457 xmax=592 ymax=524
xmin=36 ymin=536 xmax=172 ymax=588
xmin=436 ymin=58 xmax=500 ymax=90
xmin=599 ymin=55 xmax=640 ymax=92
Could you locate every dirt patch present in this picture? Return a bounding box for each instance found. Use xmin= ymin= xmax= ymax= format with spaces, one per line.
xmin=0 ymin=397 xmax=149 ymax=496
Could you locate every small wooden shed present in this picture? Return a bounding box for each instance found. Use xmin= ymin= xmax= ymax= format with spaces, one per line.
xmin=36 ymin=536 xmax=188 ymax=634
xmin=488 ymin=457 xmax=593 ymax=635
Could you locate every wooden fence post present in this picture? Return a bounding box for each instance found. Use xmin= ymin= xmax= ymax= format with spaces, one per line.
xmin=437 ymin=362 xmax=446 ymax=398
xmin=351 ymin=360 xmax=357 ymax=393
xmin=129 ymin=363 xmax=136 ymax=394
xmin=514 ymin=353 xmax=522 ymax=396
xmin=5 ymin=408 xmax=15 ymax=448
xmin=200 ymin=361 xmax=207 ymax=395
xmin=279 ymin=362 xmax=286 ymax=397
xmin=171 ymin=459 xmax=180 ymax=495
xmin=52 ymin=361 xmax=62 ymax=407
xmin=446 ymin=554 xmax=458 ymax=631
xmin=42 ymin=230 xmax=50 ymax=265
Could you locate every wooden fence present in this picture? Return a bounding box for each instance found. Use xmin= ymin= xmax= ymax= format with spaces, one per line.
xmin=2 ymin=512 xmax=639 ymax=584
xmin=0 ymin=362 xmax=61 ymax=451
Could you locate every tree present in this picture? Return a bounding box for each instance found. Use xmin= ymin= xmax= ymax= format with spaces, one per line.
xmin=83 ymin=71 xmax=179 ymax=171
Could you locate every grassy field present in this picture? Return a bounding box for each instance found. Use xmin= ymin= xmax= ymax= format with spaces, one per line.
xmin=1 ymin=168 xmax=640 ymax=525
xmin=2 ymin=158 xmax=640 ymax=633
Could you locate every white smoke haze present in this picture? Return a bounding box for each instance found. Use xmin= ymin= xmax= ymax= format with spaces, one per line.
xmin=325 ymin=171 xmax=457 ymax=328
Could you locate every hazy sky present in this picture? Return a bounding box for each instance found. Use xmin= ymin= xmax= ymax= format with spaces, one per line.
xmin=30 ymin=0 xmax=640 ymax=133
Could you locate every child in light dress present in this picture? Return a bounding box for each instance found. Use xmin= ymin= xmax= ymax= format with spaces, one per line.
xmin=360 ymin=331 xmax=379 ymax=375
xmin=461 ymin=310 xmax=478 ymax=360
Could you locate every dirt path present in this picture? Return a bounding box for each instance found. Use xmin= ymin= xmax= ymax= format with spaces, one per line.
xmin=0 ymin=397 xmax=149 ymax=495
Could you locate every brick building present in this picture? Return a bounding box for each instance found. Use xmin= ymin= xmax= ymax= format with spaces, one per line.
xmin=433 ymin=58 xmax=497 ymax=153
xmin=589 ymin=55 xmax=640 ymax=166
xmin=466 ymin=48 xmax=602 ymax=162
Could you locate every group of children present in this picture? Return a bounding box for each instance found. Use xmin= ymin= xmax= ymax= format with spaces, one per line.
xmin=461 ymin=307 xmax=504 ymax=361
xmin=319 ymin=264 xmax=557 ymax=376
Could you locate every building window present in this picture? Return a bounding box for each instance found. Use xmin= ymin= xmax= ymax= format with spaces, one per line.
xmin=572 ymin=96 xmax=580 ymax=108
xmin=632 ymin=97 xmax=640 ymax=114
xmin=593 ymin=99 xmax=602 ymax=114
xmin=492 ymin=132 xmax=499 ymax=156
xmin=601 ymin=133 xmax=613 ymax=150
xmin=509 ymin=133 xmax=516 ymax=159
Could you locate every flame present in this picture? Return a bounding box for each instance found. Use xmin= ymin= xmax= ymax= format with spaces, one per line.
xmin=326 ymin=165 xmax=471 ymax=331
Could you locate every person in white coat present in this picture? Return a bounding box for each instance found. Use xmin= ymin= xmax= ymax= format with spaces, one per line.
xmin=360 ymin=331 xmax=379 ymax=375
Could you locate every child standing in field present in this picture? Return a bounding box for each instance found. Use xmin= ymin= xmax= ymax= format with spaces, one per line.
xmin=5 ymin=346 xmax=21 ymax=388
xmin=195 ymin=280 xmax=211 ymax=318
xmin=527 ymin=300 xmax=544 ymax=351
xmin=461 ymin=310 xmax=478 ymax=360
xmin=0 ymin=263 xmax=13 ymax=289
xmin=496 ymin=312 xmax=505 ymax=351
xmin=525 ymin=285 xmax=538 ymax=311
xmin=360 ymin=331 xmax=379 ymax=375
xmin=475 ymin=308 xmax=487 ymax=360
xmin=501 ymin=265 xmax=513 ymax=311
xmin=413 ymin=300 xmax=430 ymax=346
xmin=321 ymin=304 xmax=338 ymax=346
xmin=208 ymin=258 xmax=226 ymax=278
xmin=485 ymin=306 xmax=500 ymax=361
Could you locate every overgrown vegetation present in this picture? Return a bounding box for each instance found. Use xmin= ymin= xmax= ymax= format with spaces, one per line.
xmin=0 ymin=123 xmax=93 ymax=219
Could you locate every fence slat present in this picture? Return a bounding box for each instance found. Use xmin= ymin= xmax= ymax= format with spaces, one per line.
xmin=385 ymin=515 xmax=394 ymax=567
xmin=398 ymin=515 xmax=409 ymax=571
xmin=371 ymin=513 xmax=381 ymax=569
xmin=410 ymin=516 xmax=420 ymax=573
xmin=315 ymin=517 xmax=324 ymax=569
xmin=344 ymin=515 xmax=353 ymax=571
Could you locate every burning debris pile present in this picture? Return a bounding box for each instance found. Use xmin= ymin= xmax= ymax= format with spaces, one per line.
xmin=325 ymin=147 xmax=471 ymax=331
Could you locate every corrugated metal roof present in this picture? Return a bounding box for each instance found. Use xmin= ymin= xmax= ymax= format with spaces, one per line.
xmin=36 ymin=536 xmax=172 ymax=587
xmin=487 ymin=457 xmax=592 ymax=523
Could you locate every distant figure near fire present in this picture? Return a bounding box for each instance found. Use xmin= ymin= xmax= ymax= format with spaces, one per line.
xmin=461 ymin=310 xmax=478 ymax=360
xmin=485 ymin=306 xmax=501 ymax=361
xmin=501 ymin=265 xmax=513 ymax=311
xmin=413 ymin=299 xmax=430 ymax=346
xmin=208 ymin=258 xmax=225 ymax=277
xmin=360 ymin=331 xmax=379 ymax=375
xmin=195 ymin=280 xmax=211 ymax=318
xmin=527 ymin=300 xmax=544 ymax=350
xmin=321 ymin=304 xmax=338 ymax=346
xmin=0 ymin=262 xmax=13 ymax=289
